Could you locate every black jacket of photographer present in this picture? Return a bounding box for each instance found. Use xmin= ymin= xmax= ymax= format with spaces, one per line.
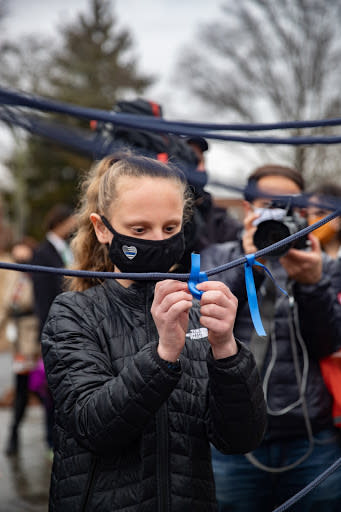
xmin=41 ymin=279 xmax=266 ymax=512
xmin=201 ymin=240 xmax=341 ymax=441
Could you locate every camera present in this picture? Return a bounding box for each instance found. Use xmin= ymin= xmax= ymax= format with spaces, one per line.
xmin=253 ymin=201 xmax=308 ymax=257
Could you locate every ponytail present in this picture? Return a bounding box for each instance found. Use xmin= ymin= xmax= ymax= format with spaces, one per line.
xmin=68 ymin=155 xmax=118 ymax=291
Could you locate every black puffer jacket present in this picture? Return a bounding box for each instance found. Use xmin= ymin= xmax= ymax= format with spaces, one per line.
xmin=201 ymin=241 xmax=341 ymax=441
xmin=42 ymin=279 xmax=266 ymax=512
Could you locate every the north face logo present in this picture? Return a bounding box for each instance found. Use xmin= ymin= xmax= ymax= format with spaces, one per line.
xmin=186 ymin=328 xmax=208 ymax=340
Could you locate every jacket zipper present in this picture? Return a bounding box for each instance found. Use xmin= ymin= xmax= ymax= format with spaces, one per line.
xmin=145 ymin=283 xmax=170 ymax=512
xmin=81 ymin=456 xmax=98 ymax=512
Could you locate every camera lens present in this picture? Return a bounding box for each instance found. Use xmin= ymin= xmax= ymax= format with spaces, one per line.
xmin=253 ymin=220 xmax=292 ymax=257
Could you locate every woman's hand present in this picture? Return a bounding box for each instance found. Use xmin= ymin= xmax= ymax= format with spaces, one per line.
xmin=152 ymin=280 xmax=193 ymax=362
xmin=196 ymin=281 xmax=238 ymax=359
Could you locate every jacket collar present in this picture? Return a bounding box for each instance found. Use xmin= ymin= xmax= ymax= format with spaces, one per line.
xmin=104 ymin=278 xmax=155 ymax=308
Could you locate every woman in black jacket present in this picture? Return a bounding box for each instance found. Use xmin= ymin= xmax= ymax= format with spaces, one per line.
xmin=42 ymin=154 xmax=266 ymax=512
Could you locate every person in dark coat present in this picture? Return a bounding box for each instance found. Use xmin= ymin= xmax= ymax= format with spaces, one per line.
xmin=41 ymin=153 xmax=267 ymax=512
xmin=32 ymin=204 xmax=76 ymax=338
xmin=201 ymin=165 xmax=341 ymax=511
xmin=177 ymin=137 xmax=242 ymax=273
xmin=31 ymin=204 xmax=76 ymax=451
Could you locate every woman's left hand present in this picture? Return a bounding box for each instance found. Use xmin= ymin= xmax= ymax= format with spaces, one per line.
xmin=196 ymin=281 xmax=238 ymax=360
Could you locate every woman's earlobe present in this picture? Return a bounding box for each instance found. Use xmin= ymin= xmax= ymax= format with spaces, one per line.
xmin=90 ymin=213 xmax=112 ymax=244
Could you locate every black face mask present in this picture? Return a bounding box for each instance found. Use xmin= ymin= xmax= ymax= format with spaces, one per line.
xmin=100 ymin=216 xmax=185 ymax=273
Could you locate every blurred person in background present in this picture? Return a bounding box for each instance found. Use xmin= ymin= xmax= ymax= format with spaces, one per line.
xmin=0 ymin=195 xmax=15 ymax=351
xmin=32 ymin=204 xmax=76 ymax=338
xmin=201 ymin=165 xmax=341 ymax=511
xmin=31 ymin=204 xmax=76 ymax=451
xmin=177 ymin=137 xmax=242 ymax=272
xmin=4 ymin=239 xmax=40 ymax=456
xmin=307 ymin=183 xmax=341 ymax=432
xmin=307 ymin=183 xmax=341 ymax=259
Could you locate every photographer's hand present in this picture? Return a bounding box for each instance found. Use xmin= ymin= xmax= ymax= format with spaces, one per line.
xmin=280 ymin=234 xmax=322 ymax=284
xmin=242 ymin=211 xmax=259 ymax=254
xmin=242 ymin=211 xmax=266 ymax=266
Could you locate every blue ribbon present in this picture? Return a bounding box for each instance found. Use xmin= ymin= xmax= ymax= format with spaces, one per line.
xmin=188 ymin=253 xmax=208 ymax=300
xmin=244 ymin=254 xmax=288 ymax=336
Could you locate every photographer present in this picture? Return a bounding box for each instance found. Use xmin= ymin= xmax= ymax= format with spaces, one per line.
xmin=201 ymin=165 xmax=341 ymax=511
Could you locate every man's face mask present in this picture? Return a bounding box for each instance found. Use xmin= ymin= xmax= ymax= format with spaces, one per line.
xmin=252 ymin=207 xmax=287 ymax=227
xmin=100 ymin=216 xmax=185 ymax=273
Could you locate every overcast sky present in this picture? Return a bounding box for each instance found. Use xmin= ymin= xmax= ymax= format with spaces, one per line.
xmin=6 ymin=0 xmax=221 ymax=87
xmin=3 ymin=0 xmax=256 ymax=189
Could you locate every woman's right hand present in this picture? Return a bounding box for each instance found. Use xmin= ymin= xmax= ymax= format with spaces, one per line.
xmin=151 ymin=280 xmax=193 ymax=362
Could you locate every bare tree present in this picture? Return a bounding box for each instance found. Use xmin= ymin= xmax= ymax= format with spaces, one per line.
xmin=176 ymin=0 xmax=341 ymax=182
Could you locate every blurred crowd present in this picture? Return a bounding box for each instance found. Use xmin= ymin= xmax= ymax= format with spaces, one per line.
xmin=0 ymin=203 xmax=76 ymax=459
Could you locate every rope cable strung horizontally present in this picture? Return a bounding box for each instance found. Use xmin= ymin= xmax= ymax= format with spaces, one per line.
xmin=2 ymin=87 xmax=341 ymax=145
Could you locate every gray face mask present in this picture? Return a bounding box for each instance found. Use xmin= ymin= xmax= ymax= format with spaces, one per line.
xmin=100 ymin=216 xmax=185 ymax=273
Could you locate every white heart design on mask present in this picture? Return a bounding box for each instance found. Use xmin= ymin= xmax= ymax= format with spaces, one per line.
xmin=122 ymin=245 xmax=137 ymax=260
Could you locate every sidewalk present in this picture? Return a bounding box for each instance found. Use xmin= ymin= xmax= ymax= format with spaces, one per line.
xmin=0 ymin=352 xmax=50 ymax=512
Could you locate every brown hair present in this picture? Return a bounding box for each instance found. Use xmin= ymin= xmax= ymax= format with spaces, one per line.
xmin=247 ymin=164 xmax=305 ymax=191
xmin=68 ymin=152 xmax=192 ymax=292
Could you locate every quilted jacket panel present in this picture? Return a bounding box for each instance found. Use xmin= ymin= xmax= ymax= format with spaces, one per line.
xmin=42 ymin=279 xmax=266 ymax=511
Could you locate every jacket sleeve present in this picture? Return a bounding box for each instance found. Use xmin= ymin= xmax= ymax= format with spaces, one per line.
xmin=293 ymin=271 xmax=341 ymax=359
xmin=206 ymin=341 xmax=267 ymax=454
xmin=42 ymin=293 xmax=181 ymax=455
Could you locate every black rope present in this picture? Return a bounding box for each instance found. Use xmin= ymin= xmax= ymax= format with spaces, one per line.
xmin=2 ymin=88 xmax=341 ymax=145
xmin=272 ymin=456 xmax=341 ymax=512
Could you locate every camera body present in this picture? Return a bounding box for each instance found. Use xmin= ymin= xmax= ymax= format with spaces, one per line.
xmin=253 ymin=202 xmax=308 ymax=257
